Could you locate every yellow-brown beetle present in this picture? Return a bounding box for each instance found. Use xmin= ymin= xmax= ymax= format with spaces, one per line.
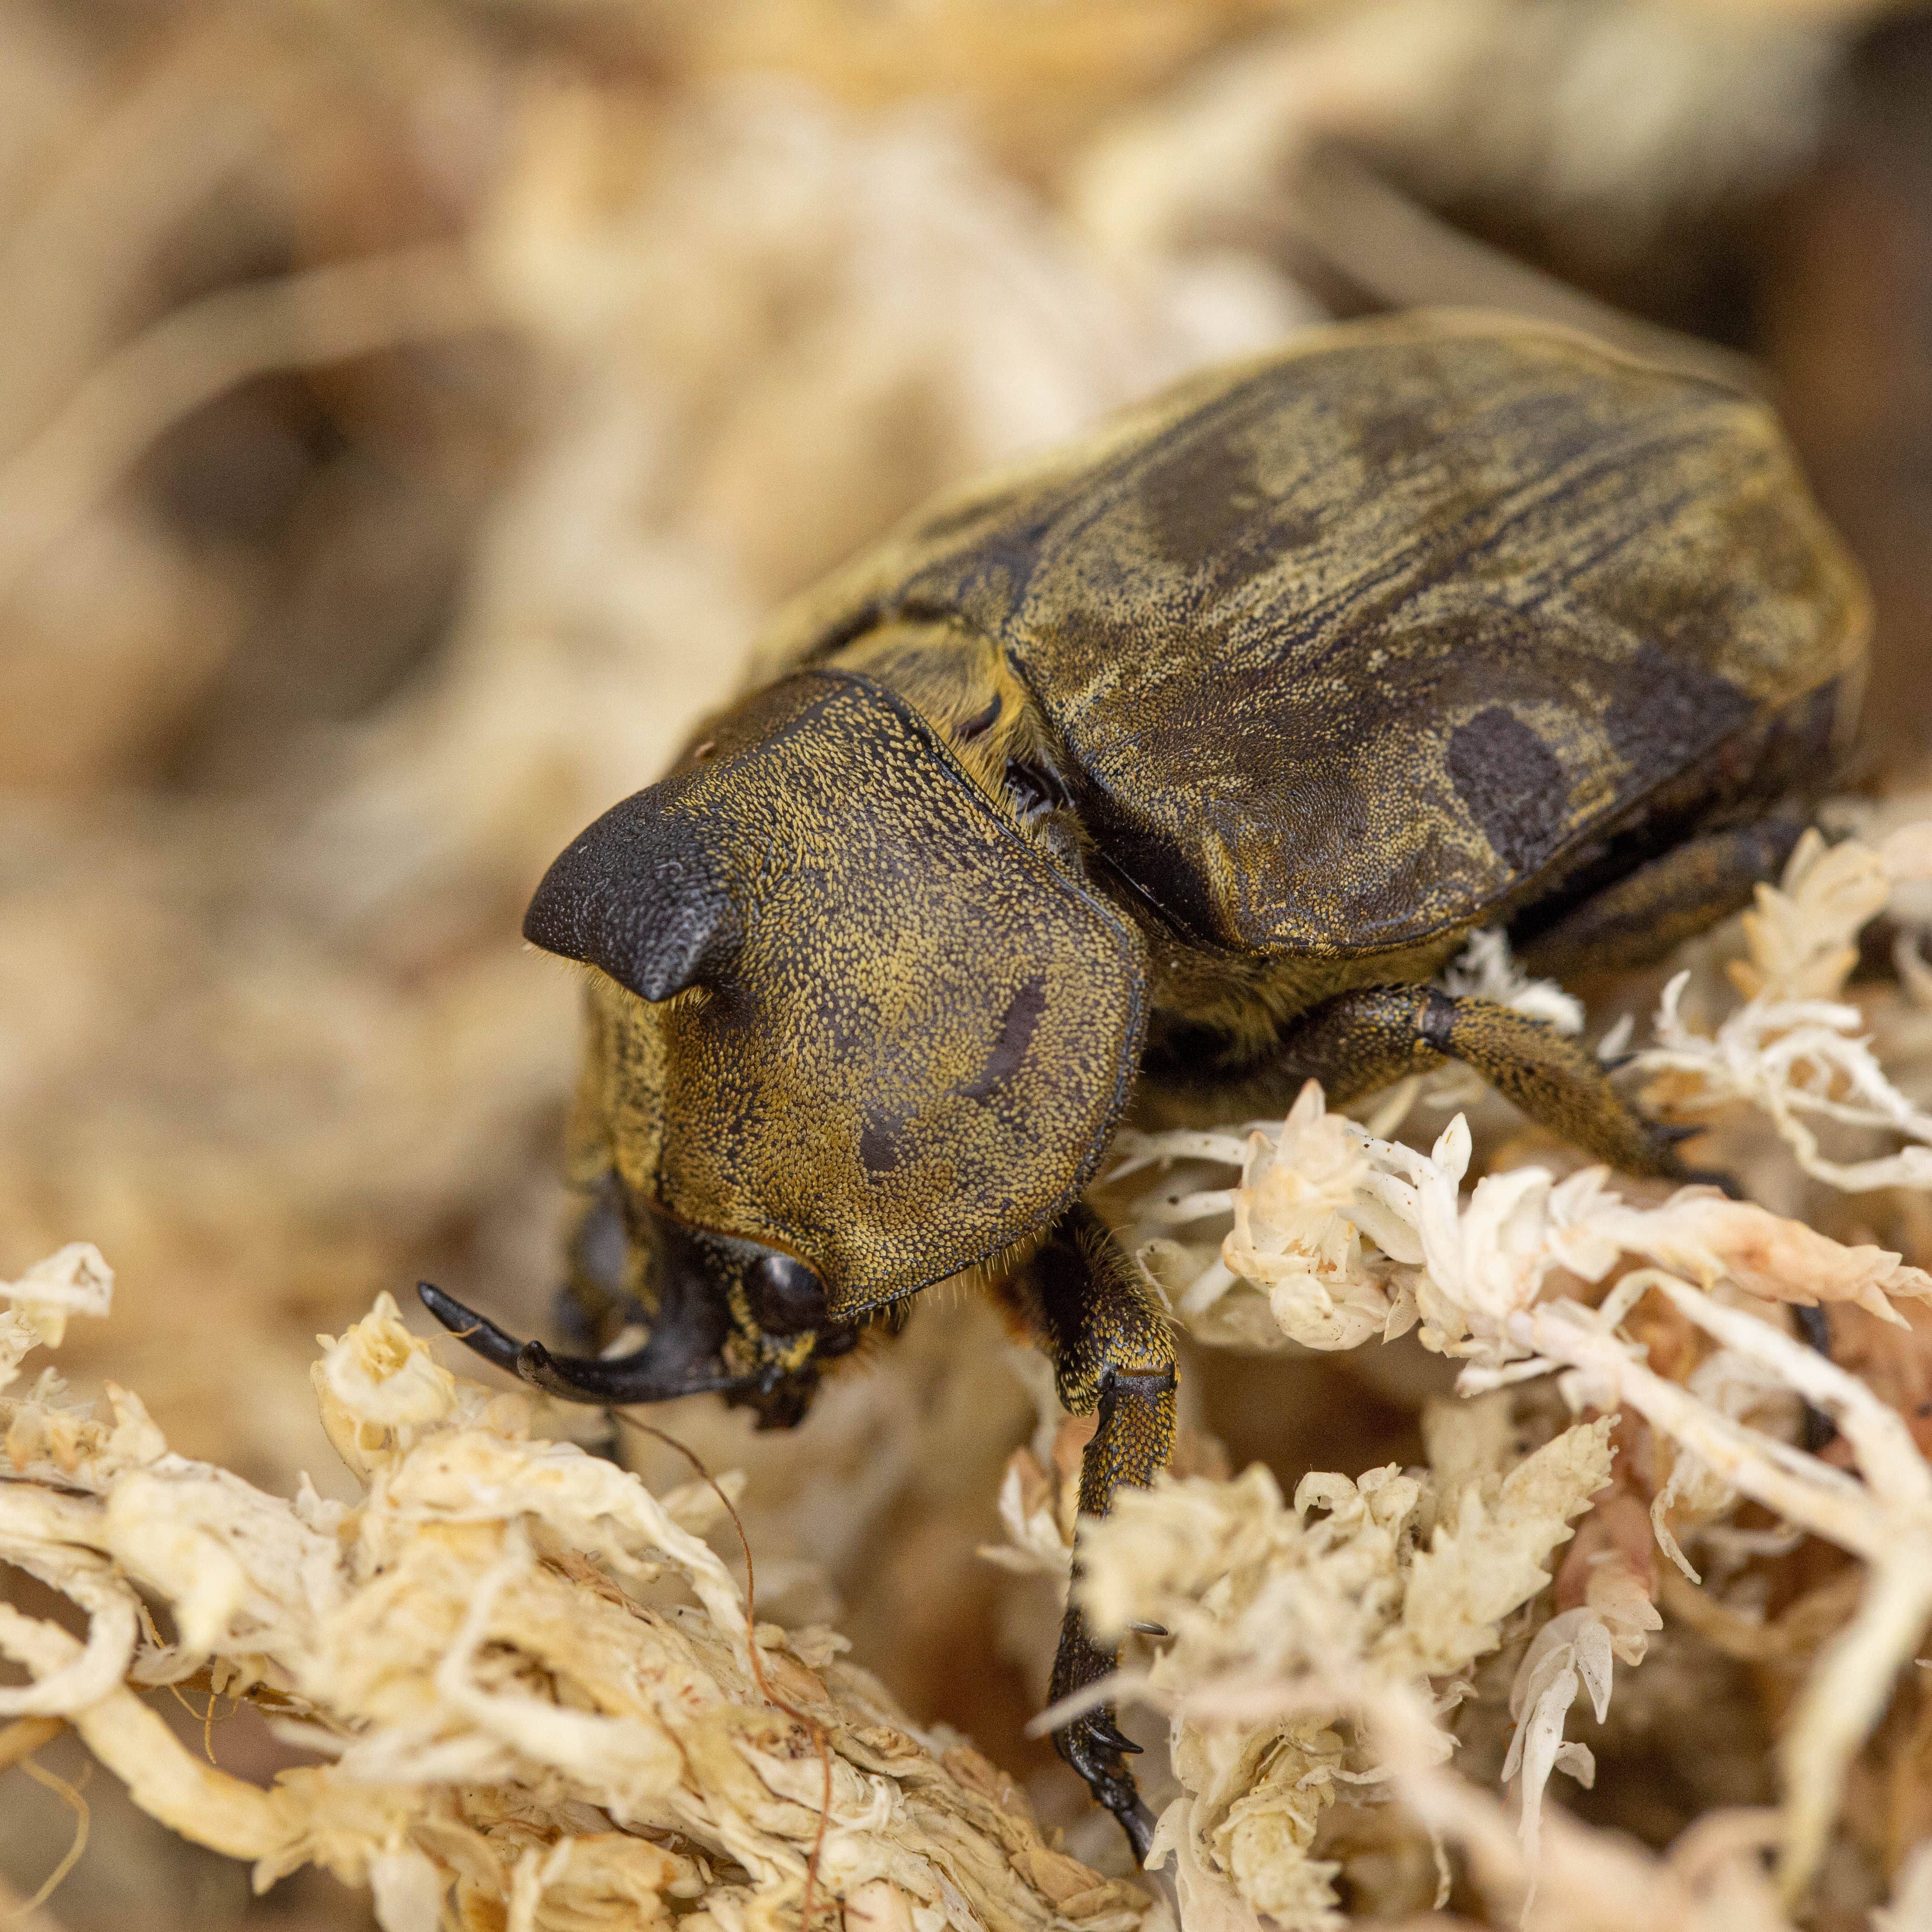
xmin=423 ymin=312 xmax=1867 ymax=1854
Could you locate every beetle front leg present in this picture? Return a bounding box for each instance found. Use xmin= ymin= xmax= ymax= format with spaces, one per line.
xmin=1005 ymin=1199 xmax=1176 ymax=1861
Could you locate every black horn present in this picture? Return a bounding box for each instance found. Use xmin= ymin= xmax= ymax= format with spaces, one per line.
xmin=522 ymin=788 xmax=738 ymax=1002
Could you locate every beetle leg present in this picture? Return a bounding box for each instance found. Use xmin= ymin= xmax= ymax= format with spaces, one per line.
xmin=1003 ymin=1199 xmax=1176 ymax=1862
xmin=1255 ymin=986 xmax=1694 ymax=1178
xmin=1514 ymin=814 xmax=1804 ymax=980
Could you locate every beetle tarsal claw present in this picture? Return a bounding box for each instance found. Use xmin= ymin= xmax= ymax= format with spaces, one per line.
xmin=1085 ymin=1716 xmax=1142 ymax=1756
xmin=1057 ymin=1705 xmax=1155 ymax=1860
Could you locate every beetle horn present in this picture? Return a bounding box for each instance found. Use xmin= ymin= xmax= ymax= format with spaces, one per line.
xmin=522 ymin=789 xmax=740 ymax=1002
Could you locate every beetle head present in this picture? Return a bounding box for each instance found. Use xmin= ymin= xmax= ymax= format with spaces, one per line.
xmin=432 ymin=669 xmax=1146 ymax=1417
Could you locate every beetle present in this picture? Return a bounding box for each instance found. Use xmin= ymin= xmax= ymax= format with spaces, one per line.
xmin=422 ymin=311 xmax=1868 ymax=1856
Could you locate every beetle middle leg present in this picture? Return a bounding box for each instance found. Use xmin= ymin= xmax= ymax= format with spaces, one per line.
xmin=999 ymin=1198 xmax=1176 ymax=1862
xmin=1218 ymin=986 xmax=1693 ymax=1177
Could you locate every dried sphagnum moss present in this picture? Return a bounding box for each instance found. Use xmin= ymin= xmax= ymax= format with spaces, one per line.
xmin=1075 ymin=817 xmax=1932 ymax=1927
xmin=17 ymin=820 xmax=1932 ymax=1932
xmin=15 ymin=866 xmax=1932 ymax=1932
xmin=1 ymin=1283 xmax=1150 ymax=1932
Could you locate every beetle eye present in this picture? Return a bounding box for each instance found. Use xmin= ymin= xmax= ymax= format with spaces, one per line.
xmin=1004 ymin=757 xmax=1069 ymax=820
xmin=744 ymin=1252 xmax=828 ymax=1335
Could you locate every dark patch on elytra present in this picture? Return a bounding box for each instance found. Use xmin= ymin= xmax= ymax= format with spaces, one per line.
xmin=1137 ymin=416 xmax=1301 ymax=588
xmin=961 ymin=977 xmax=1048 ymax=1102
xmin=1141 ymin=436 xmax=1247 ymax=575
xmin=1447 ymin=707 xmax=1571 ymax=875
xmin=1077 ymin=791 xmax=1226 ymax=941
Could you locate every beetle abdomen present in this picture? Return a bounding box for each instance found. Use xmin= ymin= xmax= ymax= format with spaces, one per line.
xmin=770 ymin=313 xmax=1867 ymax=959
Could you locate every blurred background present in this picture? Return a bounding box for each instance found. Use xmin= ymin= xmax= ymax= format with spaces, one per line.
xmin=0 ymin=1 xmax=1928 ymax=1926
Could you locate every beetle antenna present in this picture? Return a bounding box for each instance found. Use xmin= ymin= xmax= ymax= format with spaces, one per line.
xmin=614 ymin=1411 xmax=835 ymax=1930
